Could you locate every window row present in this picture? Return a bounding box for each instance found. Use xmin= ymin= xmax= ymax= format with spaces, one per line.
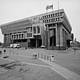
xmin=26 ymin=26 xmax=40 ymax=34
xmin=26 ymin=27 xmax=32 ymax=32
xmin=42 ymin=12 xmax=63 ymax=19
xmin=11 ymin=33 xmax=24 ymax=39
xmin=33 ymin=26 xmax=40 ymax=34
xmin=43 ymin=17 xmax=63 ymax=23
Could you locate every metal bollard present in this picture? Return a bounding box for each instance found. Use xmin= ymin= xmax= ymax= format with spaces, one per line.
xmin=4 ymin=49 xmax=6 ymax=55
xmin=51 ymin=55 xmax=54 ymax=62
xmin=33 ymin=53 xmax=38 ymax=59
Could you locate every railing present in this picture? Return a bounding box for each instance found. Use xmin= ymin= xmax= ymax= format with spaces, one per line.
xmin=32 ymin=52 xmax=54 ymax=62
xmin=0 ymin=48 xmax=55 ymax=62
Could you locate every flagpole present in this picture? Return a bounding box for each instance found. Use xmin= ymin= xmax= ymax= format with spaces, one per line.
xmin=58 ymin=0 xmax=59 ymax=10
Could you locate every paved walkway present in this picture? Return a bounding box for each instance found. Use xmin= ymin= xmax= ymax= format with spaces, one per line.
xmin=0 ymin=57 xmax=49 ymax=68
xmin=1 ymin=54 xmax=80 ymax=80
xmin=39 ymin=58 xmax=80 ymax=80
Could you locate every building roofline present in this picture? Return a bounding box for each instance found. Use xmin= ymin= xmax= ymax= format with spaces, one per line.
xmin=64 ymin=12 xmax=72 ymax=31
xmin=0 ymin=9 xmax=64 ymax=28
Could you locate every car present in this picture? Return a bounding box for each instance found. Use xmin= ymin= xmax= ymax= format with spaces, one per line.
xmin=40 ymin=45 xmax=46 ymax=48
xmin=15 ymin=45 xmax=21 ymax=48
xmin=10 ymin=44 xmax=21 ymax=48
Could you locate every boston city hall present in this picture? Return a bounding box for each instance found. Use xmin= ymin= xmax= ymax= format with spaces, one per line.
xmin=1 ymin=9 xmax=73 ymax=49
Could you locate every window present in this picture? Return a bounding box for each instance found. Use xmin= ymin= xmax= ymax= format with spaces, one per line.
xmin=17 ymin=35 xmax=18 ymax=39
xmin=49 ymin=15 xmax=50 ymax=17
xmin=59 ymin=12 xmax=63 ymax=16
xmin=27 ymin=33 xmax=32 ymax=37
xmin=11 ymin=35 xmax=13 ymax=39
xmin=13 ymin=35 xmax=15 ymax=39
xmin=45 ymin=20 xmax=46 ymax=23
xmin=45 ymin=16 xmax=46 ymax=18
xmin=51 ymin=14 xmax=53 ymax=17
xmin=47 ymin=20 xmax=48 ymax=23
xmin=22 ymin=34 xmax=24 ymax=38
xmin=58 ymin=13 xmax=59 ymax=16
xmin=60 ymin=17 xmax=63 ymax=21
xmin=47 ymin=15 xmax=48 ymax=18
xmin=37 ymin=26 xmax=40 ymax=33
xmin=33 ymin=27 xmax=36 ymax=33
xmin=26 ymin=27 xmax=32 ymax=32
xmin=43 ymin=20 xmax=44 ymax=23
xmin=15 ymin=35 xmax=17 ymax=39
xmin=43 ymin=16 xmax=44 ymax=19
xmin=49 ymin=19 xmax=51 ymax=22
xmin=55 ymin=13 xmax=58 ymax=17
xmin=53 ymin=14 xmax=54 ymax=17
xmin=58 ymin=18 xmax=60 ymax=21
xmin=52 ymin=18 xmax=55 ymax=22
xmin=19 ymin=34 xmax=21 ymax=38
xmin=56 ymin=18 xmax=58 ymax=21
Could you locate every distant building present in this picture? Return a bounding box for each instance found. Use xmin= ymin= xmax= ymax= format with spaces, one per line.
xmin=0 ymin=9 xmax=73 ymax=49
xmin=71 ymin=39 xmax=80 ymax=47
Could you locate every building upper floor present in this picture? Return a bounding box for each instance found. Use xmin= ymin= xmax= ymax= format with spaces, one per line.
xmin=0 ymin=9 xmax=72 ymax=35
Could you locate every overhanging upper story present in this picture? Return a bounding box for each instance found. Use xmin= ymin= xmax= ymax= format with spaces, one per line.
xmin=0 ymin=9 xmax=72 ymax=35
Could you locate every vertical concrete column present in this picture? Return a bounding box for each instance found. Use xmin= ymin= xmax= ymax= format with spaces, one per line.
xmin=45 ymin=25 xmax=50 ymax=49
xmin=45 ymin=25 xmax=48 ymax=48
xmin=36 ymin=37 xmax=37 ymax=48
xmin=6 ymin=34 xmax=10 ymax=46
xmin=10 ymin=34 xmax=11 ymax=44
xmin=41 ymin=30 xmax=45 ymax=46
xmin=47 ymin=25 xmax=50 ymax=49
xmin=18 ymin=33 xmax=19 ymax=39
xmin=60 ymin=27 xmax=63 ymax=47
xmin=26 ymin=39 xmax=28 ymax=49
xmin=56 ymin=24 xmax=60 ymax=47
xmin=41 ymin=34 xmax=44 ymax=46
xmin=8 ymin=34 xmax=11 ymax=45
xmin=4 ymin=34 xmax=6 ymax=43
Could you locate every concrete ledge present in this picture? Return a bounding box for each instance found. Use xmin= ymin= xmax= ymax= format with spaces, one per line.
xmin=47 ymin=46 xmax=66 ymax=50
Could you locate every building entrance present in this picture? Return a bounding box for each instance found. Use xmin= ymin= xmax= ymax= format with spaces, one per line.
xmin=49 ymin=28 xmax=56 ymax=47
xmin=66 ymin=40 xmax=70 ymax=47
xmin=50 ymin=36 xmax=56 ymax=46
xmin=28 ymin=36 xmax=42 ymax=48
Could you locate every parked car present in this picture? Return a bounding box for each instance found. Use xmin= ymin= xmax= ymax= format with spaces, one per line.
xmin=10 ymin=44 xmax=21 ymax=48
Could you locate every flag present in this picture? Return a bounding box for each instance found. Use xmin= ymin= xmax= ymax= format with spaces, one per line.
xmin=46 ymin=4 xmax=53 ymax=10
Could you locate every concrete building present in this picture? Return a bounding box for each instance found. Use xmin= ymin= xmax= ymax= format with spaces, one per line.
xmin=0 ymin=9 xmax=73 ymax=49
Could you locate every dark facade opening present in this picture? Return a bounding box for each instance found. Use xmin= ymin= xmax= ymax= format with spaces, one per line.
xmin=37 ymin=39 xmax=42 ymax=48
xmin=28 ymin=38 xmax=42 ymax=48
xmin=50 ymin=36 xmax=56 ymax=47
xmin=13 ymin=39 xmax=27 ymax=43
xmin=49 ymin=28 xmax=56 ymax=47
xmin=28 ymin=39 xmax=36 ymax=48
xmin=67 ymin=40 xmax=70 ymax=47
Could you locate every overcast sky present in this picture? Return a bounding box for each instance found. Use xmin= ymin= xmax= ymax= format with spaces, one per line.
xmin=0 ymin=0 xmax=80 ymax=43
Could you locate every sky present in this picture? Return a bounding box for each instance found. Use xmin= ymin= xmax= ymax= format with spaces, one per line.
xmin=0 ymin=0 xmax=80 ymax=43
